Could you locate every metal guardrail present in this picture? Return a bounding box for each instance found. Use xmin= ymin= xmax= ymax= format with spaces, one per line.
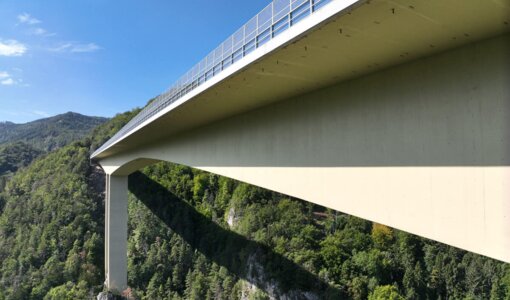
xmin=93 ymin=0 xmax=334 ymax=157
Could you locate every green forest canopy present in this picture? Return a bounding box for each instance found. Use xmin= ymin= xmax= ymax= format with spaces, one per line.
xmin=0 ymin=109 xmax=508 ymax=299
xmin=0 ymin=112 xmax=107 ymax=152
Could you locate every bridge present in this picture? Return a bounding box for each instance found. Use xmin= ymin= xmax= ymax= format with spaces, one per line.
xmin=91 ymin=0 xmax=510 ymax=292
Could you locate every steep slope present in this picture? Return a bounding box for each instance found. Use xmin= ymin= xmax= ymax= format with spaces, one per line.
xmin=0 ymin=110 xmax=137 ymax=299
xmin=125 ymin=163 xmax=510 ymax=300
xmin=0 ymin=142 xmax=44 ymax=191
xmin=0 ymin=112 xmax=108 ymax=151
xmin=0 ymin=142 xmax=43 ymax=175
xmin=0 ymin=106 xmax=508 ymax=300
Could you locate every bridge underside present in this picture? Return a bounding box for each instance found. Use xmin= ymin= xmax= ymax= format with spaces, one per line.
xmin=100 ymin=33 xmax=510 ymax=293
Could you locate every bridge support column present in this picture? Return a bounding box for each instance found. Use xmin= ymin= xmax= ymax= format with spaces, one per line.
xmin=105 ymin=174 xmax=128 ymax=293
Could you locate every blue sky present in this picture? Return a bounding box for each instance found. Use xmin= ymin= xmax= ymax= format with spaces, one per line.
xmin=0 ymin=0 xmax=269 ymax=123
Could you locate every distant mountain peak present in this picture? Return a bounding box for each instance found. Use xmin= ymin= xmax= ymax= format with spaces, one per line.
xmin=0 ymin=112 xmax=109 ymax=152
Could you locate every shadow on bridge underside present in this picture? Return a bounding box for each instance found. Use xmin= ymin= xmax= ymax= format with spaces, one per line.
xmin=113 ymin=34 xmax=509 ymax=169
xmin=128 ymin=172 xmax=343 ymax=299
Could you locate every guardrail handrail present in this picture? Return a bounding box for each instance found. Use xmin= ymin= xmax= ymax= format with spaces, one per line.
xmin=93 ymin=0 xmax=333 ymax=157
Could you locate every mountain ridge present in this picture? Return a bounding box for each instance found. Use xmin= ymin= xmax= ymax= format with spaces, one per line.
xmin=0 ymin=112 xmax=108 ymax=152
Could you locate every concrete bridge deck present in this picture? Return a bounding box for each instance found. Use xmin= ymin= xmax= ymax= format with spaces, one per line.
xmin=92 ymin=0 xmax=510 ymax=292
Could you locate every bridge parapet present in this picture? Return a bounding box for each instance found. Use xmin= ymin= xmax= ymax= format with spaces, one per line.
xmin=92 ymin=0 xmax=360 ymax=158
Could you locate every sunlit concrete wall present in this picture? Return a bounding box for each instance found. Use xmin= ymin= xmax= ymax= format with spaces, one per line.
xmin=104 ymin=175 xmax=128 ymax=292
xmin=100 ymin=34 xmax=510 ymax=263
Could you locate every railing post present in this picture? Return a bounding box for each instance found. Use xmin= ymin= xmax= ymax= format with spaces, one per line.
xmin=272 ymin=2 xmax=274 ymax=24
xmin=221 ymin=43 xmax=224 ymax=70
xmin=289 ymin=0 xmax=293 ymax=26
xmin=271 ymin=2 xmax=274 ymax=38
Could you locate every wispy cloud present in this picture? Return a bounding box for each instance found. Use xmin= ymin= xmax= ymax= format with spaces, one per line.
xmin=1 ymin=78 xmax=15 ymax=86
xmin=70 ymin=42 xmax=101 ymax=53
xmin=30 ymin=27 xmax=56 ymax=37
xmin=32 ymin=110 xmax=50 ymax=117
xmin=0 ymin=39 xmax=27 ymax=56
xmin=16 ymin=13 xmax=99 ymax=55
xmin=17 ymin=13 xmax=55 ymax=38
xmin=0 ymin=70 xmax=26 ymax=86
xmin=49 ymin=42 xmax=101 ymax=53
xmin=0 ymin=110 xmax=50 ymax=120
xmin=17 ymin=13 xmax=41 ymax=25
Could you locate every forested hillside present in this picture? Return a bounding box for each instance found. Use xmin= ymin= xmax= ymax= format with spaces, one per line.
xmin=0 ymin=142 xmax=43 ymax=189
xmin=0 ymin=110 xmax=137 ymax=299
xmin=125 ymin=164 xmax=510 ymax=299
xmin=0 ymin=112 xmax=108 ymax=193
xmin=0 ymin=112 xmax=107 ymax=151
xmin=0 ymin=109 xmax=508 ymax=299
xmin=0 ymin=142 xmax=43 ymax=175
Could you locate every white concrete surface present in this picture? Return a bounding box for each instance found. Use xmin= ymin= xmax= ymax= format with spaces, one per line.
xmin=105 ymin=175 xmax=128 ymax=292
xmin=100 ymin=34 xmax=510 ymax=262
xmin=93 ymin=0 xmax=510 ymax=160
xmin=96 ymin=1 xmax=510 ymax=291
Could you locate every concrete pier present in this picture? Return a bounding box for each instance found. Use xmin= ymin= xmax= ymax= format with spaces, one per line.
xmin=104 ymin=175 xmax=128 ymax=292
